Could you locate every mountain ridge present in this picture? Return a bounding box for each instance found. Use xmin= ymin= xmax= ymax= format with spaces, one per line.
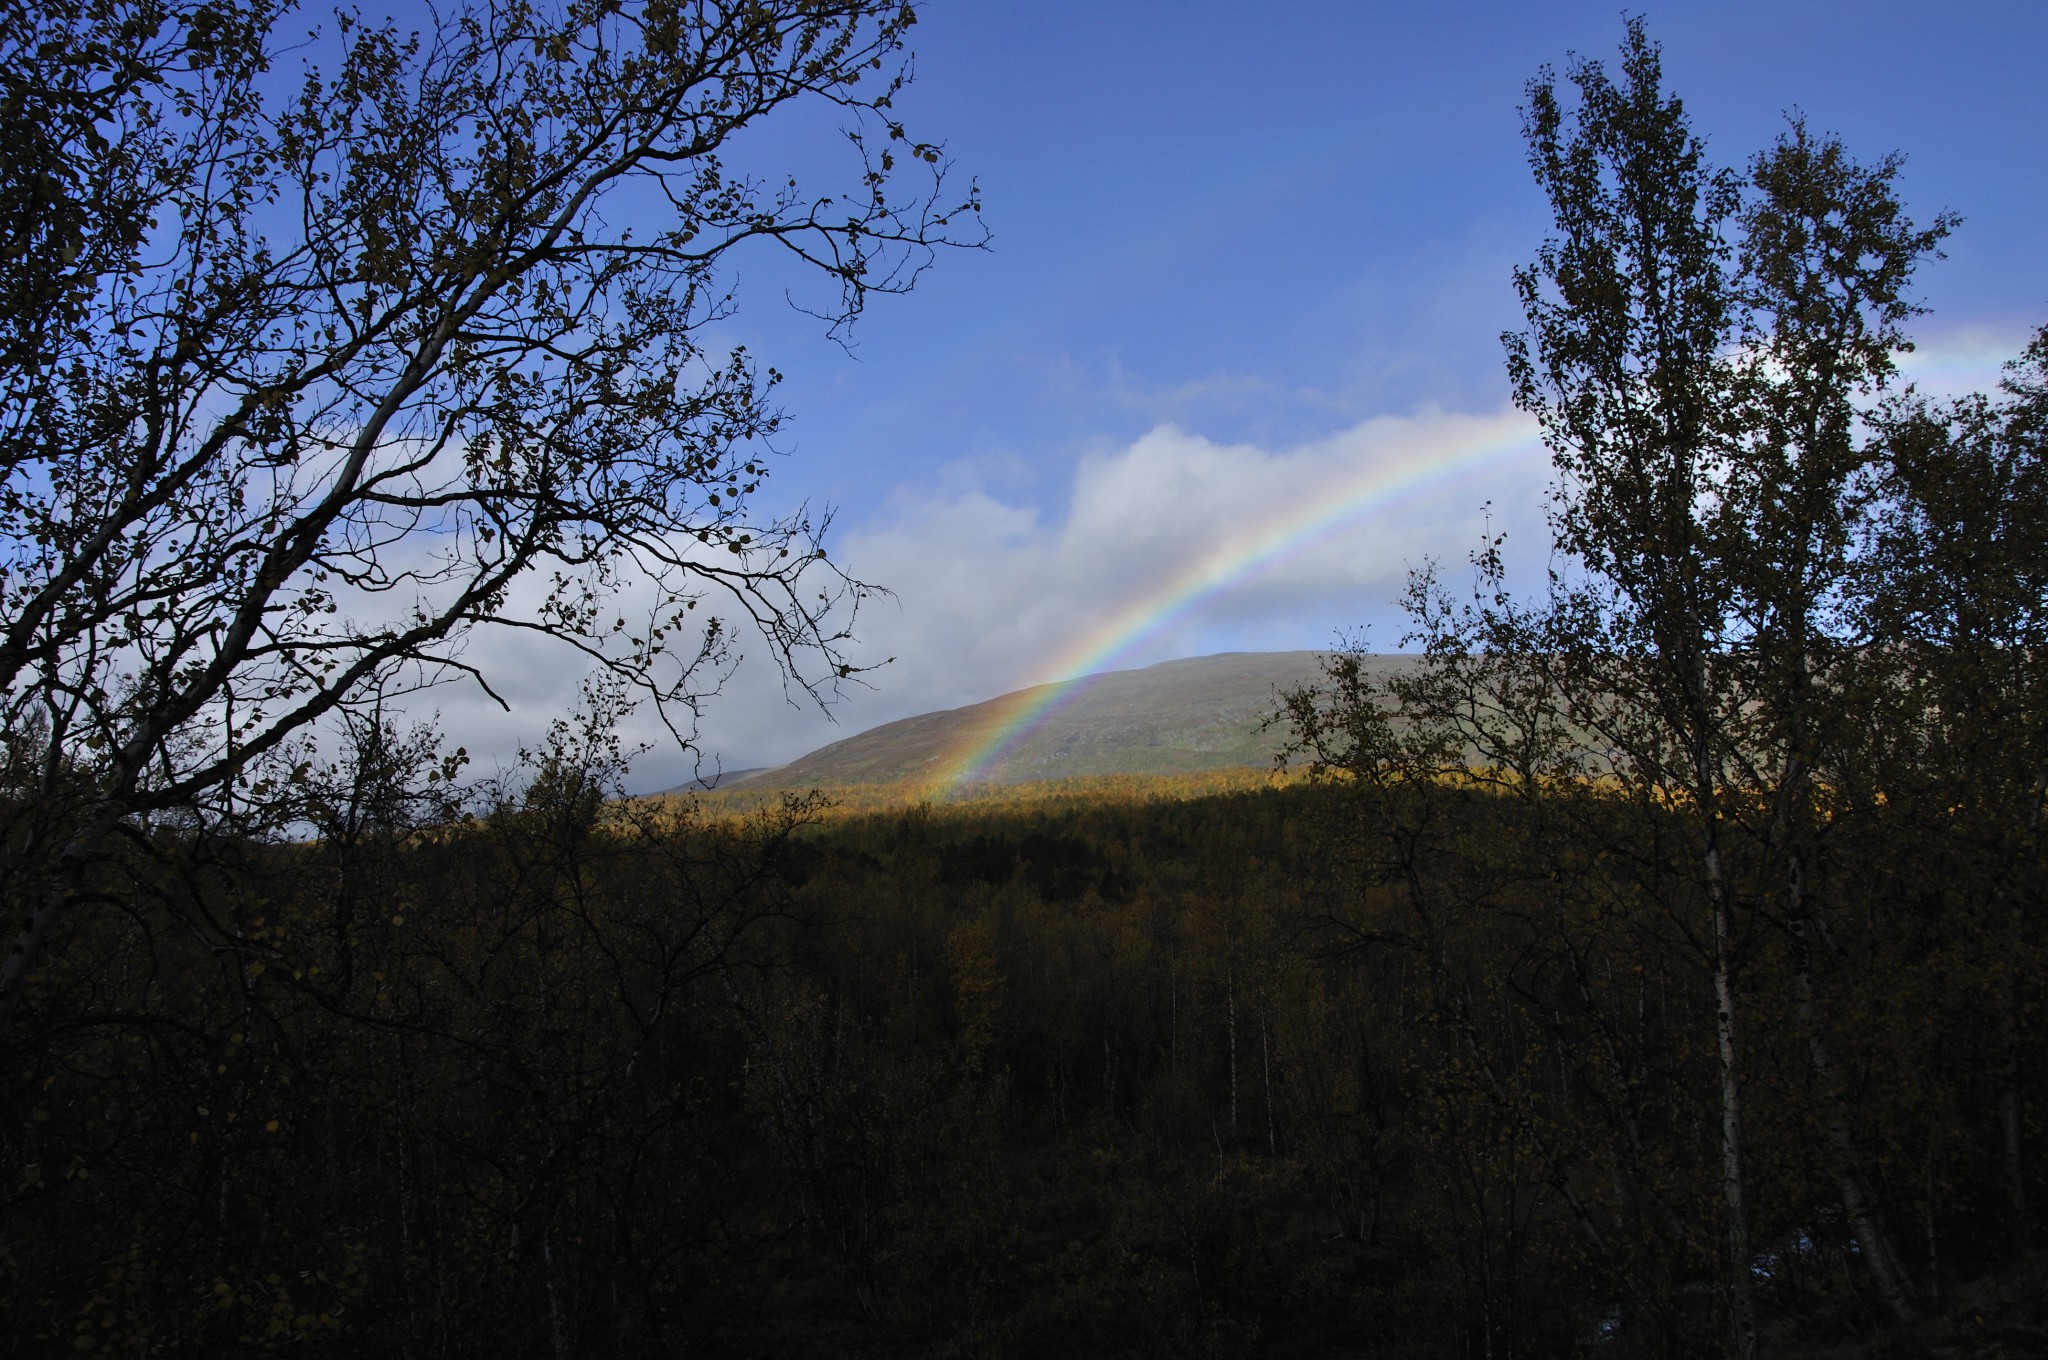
xmin=710 ymin=651 xmax=1422 ymax=792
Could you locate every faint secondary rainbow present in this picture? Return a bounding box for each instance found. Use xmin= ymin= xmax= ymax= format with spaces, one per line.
xmin=925 ymin=411 xmax=1545 ymax=797
xmin=1895 ymin=329 xmax=2040 ymax=398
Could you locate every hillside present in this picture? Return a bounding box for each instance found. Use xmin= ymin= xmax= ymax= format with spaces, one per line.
xmin=728 ymin=651 xmax=1423 ymax=791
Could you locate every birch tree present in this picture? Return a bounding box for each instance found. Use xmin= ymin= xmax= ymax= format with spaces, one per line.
xmin=1503 ymin=24 xmax=1763 ymax=1356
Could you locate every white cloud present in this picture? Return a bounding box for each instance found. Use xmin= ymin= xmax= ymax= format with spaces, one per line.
xmin=352 ymin=406 xmax=1552 ymax=792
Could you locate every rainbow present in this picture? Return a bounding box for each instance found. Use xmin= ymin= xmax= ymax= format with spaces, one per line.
xmin=925 ymin=410 xmax=1545 ymax=796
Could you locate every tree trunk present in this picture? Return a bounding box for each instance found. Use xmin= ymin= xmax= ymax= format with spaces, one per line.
xmin=1787 ymin=854 xmax=1921 ymax=1325
xmin=1707 ymin=837 xmax=1760 ymax=1360
xmin=0 ymin=809 xmax=114 ymax=1026
xmin=1261 ymin=1010 xmax=1277 ymax=1157
xmin=2000 ymin=1062 xmax=2030 ymax=1257
xmin=1226 ymin=956 xmax=1239 ymax=1142
xmin=2002 ymin=764 xmax=2047 ymax=1257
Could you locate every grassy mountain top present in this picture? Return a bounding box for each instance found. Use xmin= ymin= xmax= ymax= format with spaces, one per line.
xmin=720 ymin=651 xmax=1423 ymax=795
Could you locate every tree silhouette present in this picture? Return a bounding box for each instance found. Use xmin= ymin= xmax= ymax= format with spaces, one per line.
xmin=0 ymin=0 xmax=981 ymax=1018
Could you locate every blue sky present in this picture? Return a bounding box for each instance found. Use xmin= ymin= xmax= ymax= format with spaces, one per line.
xmin=419 ymin=2 xmax=2048 ymax=786
xmin=750 ymin=1 xmax=2045 ymax=485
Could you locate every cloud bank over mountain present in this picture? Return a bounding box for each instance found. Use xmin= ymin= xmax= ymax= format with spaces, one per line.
xmin=663 ymin=406 xmax=1551 ymax=788
xmin=403 ymin=405 xmax=1549 ymax=790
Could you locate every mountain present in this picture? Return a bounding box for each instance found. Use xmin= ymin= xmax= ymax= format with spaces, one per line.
xmin=728 ymin=651 xmax=1423 ymax=791
xmin=655 ymin=766 xmax=777 ymax=796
